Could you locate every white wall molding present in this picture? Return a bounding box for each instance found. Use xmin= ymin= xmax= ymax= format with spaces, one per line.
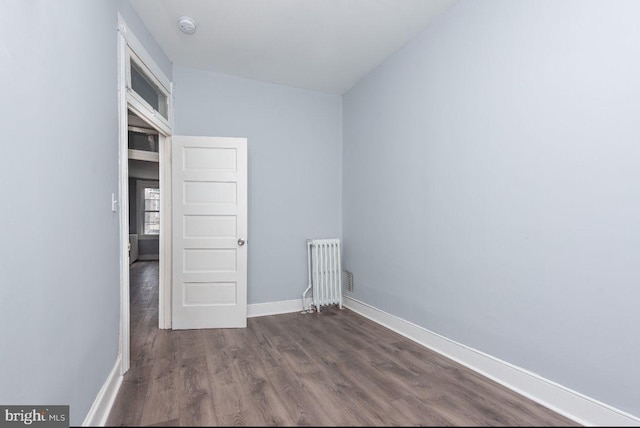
xmin=83 ymin=357 xmax=123 ymax=427
xmin=247 ymin=298 xmax=312 ymax=318
xmin=343 ymin=296 xmax=640 ymax=427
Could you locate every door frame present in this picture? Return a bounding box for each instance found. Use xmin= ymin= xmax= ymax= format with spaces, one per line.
xmin=117 ymin=13 xmax=173 ymax=375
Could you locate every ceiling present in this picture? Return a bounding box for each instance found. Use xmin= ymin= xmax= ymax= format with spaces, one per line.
xmin=129 ymin=0 xmax=456 ymax=94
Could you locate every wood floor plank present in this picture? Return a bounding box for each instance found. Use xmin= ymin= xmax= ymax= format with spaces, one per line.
xmin=138 ymin=355 xmax=182 ymax=426
xmin=106 ymin=379 xmax=147 ymax=426
xmin=180 ymin=329 xmax=207 ymax=361
xmin=145 ymin=418 xmax=180 ymax=427
xmin=390 ymin=395 xmax=455 ymax=426
xmin=249 ymin=320 xmax=346 ymax=426
xmin=177 ymin=360 xmax=219 ymax=426
xmin=286 ymin=318 xmax=400 ymax=426
xmin=107 ymin=261 xmax=580 ymax=427
xmin=230 ymin=356 xmax=293 ymax=426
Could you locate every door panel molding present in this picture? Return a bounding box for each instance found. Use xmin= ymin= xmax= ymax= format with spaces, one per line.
xmin=172 ymin=136 xmax=248 ymax=329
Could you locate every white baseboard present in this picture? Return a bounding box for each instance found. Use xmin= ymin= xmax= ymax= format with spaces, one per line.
xmin=343 ymin=296 xmax=640 ymax=427
xmin=247 ymin=298 xmax=313 ymax=318
xmin=83 ymin=356 xmax=123 ymax=427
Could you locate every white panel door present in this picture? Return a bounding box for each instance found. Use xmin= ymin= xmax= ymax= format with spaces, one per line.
xmin=172 ymin=136 xmax=247 ymax=329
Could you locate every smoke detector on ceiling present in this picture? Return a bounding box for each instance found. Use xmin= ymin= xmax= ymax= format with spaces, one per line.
xmin=178 ymin=16 xmax=197 ymax=35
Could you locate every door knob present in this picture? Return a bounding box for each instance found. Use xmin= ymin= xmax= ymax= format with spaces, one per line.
xmin=238 ymin=239 xmax=245 ymax=246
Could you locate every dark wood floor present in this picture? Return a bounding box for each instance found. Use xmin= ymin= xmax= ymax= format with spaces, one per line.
xmin=107 ymin=261 xmax=579 ymax=427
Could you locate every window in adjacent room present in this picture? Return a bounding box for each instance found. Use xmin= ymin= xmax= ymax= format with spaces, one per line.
xmin=144 ymin=187 xmax=160 ymax=235
xmin=137 ymin=180 xmax=160 ymax=236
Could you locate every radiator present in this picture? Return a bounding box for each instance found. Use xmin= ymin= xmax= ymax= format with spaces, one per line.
xmin=302 ymin=239 xmax=343 ymax=313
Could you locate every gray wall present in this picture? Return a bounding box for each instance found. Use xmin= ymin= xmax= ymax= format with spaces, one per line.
xmin=174 ymin=66 xmax=342 ymax=304
xmin=342 ymin=0 xmax=640 ymax=418
xmin=0 ymin=1 xmax=171 ymax=425
xmin=117 ymin=0 xmax=172 ymax=80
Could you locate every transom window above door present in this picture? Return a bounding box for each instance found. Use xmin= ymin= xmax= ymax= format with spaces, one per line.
xmin=125 ymin=47 xmax=171 ymax=133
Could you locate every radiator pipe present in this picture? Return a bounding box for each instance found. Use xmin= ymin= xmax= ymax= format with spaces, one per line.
xmin=302 ymin=239 xmax=313 ymax=313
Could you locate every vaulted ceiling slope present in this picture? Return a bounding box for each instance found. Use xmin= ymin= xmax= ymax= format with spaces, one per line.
xmin=130 ymin=0 xmax=456 ymax=94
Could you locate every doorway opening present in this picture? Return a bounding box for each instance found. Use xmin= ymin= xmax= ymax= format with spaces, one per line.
xmin=118 ymin=13 xmax=173 ymax=375
xmin=128 ymin=111 xmax=160 ymax=265
xmin=128 ymin=110 xmax=161 ymax=354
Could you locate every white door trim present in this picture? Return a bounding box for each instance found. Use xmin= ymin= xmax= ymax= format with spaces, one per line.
xmin=117 ymin=13 xmax=173 ymax=376
xmin=159 ymin=134 xmax=172 ymax=330
xmin=117 ymin=17 xmax=130 ymax=376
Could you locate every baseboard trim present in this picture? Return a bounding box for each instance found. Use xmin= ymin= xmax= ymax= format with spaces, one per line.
xmin=247 ymin=298 xmax=313 ymax=318
xmin=82 ymin=356 xmax=123 ymax=427
xmin=136 ymin=254 xmax=159 ymax=261
xmin=343 ymin=296 xmax=640 ymax=427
